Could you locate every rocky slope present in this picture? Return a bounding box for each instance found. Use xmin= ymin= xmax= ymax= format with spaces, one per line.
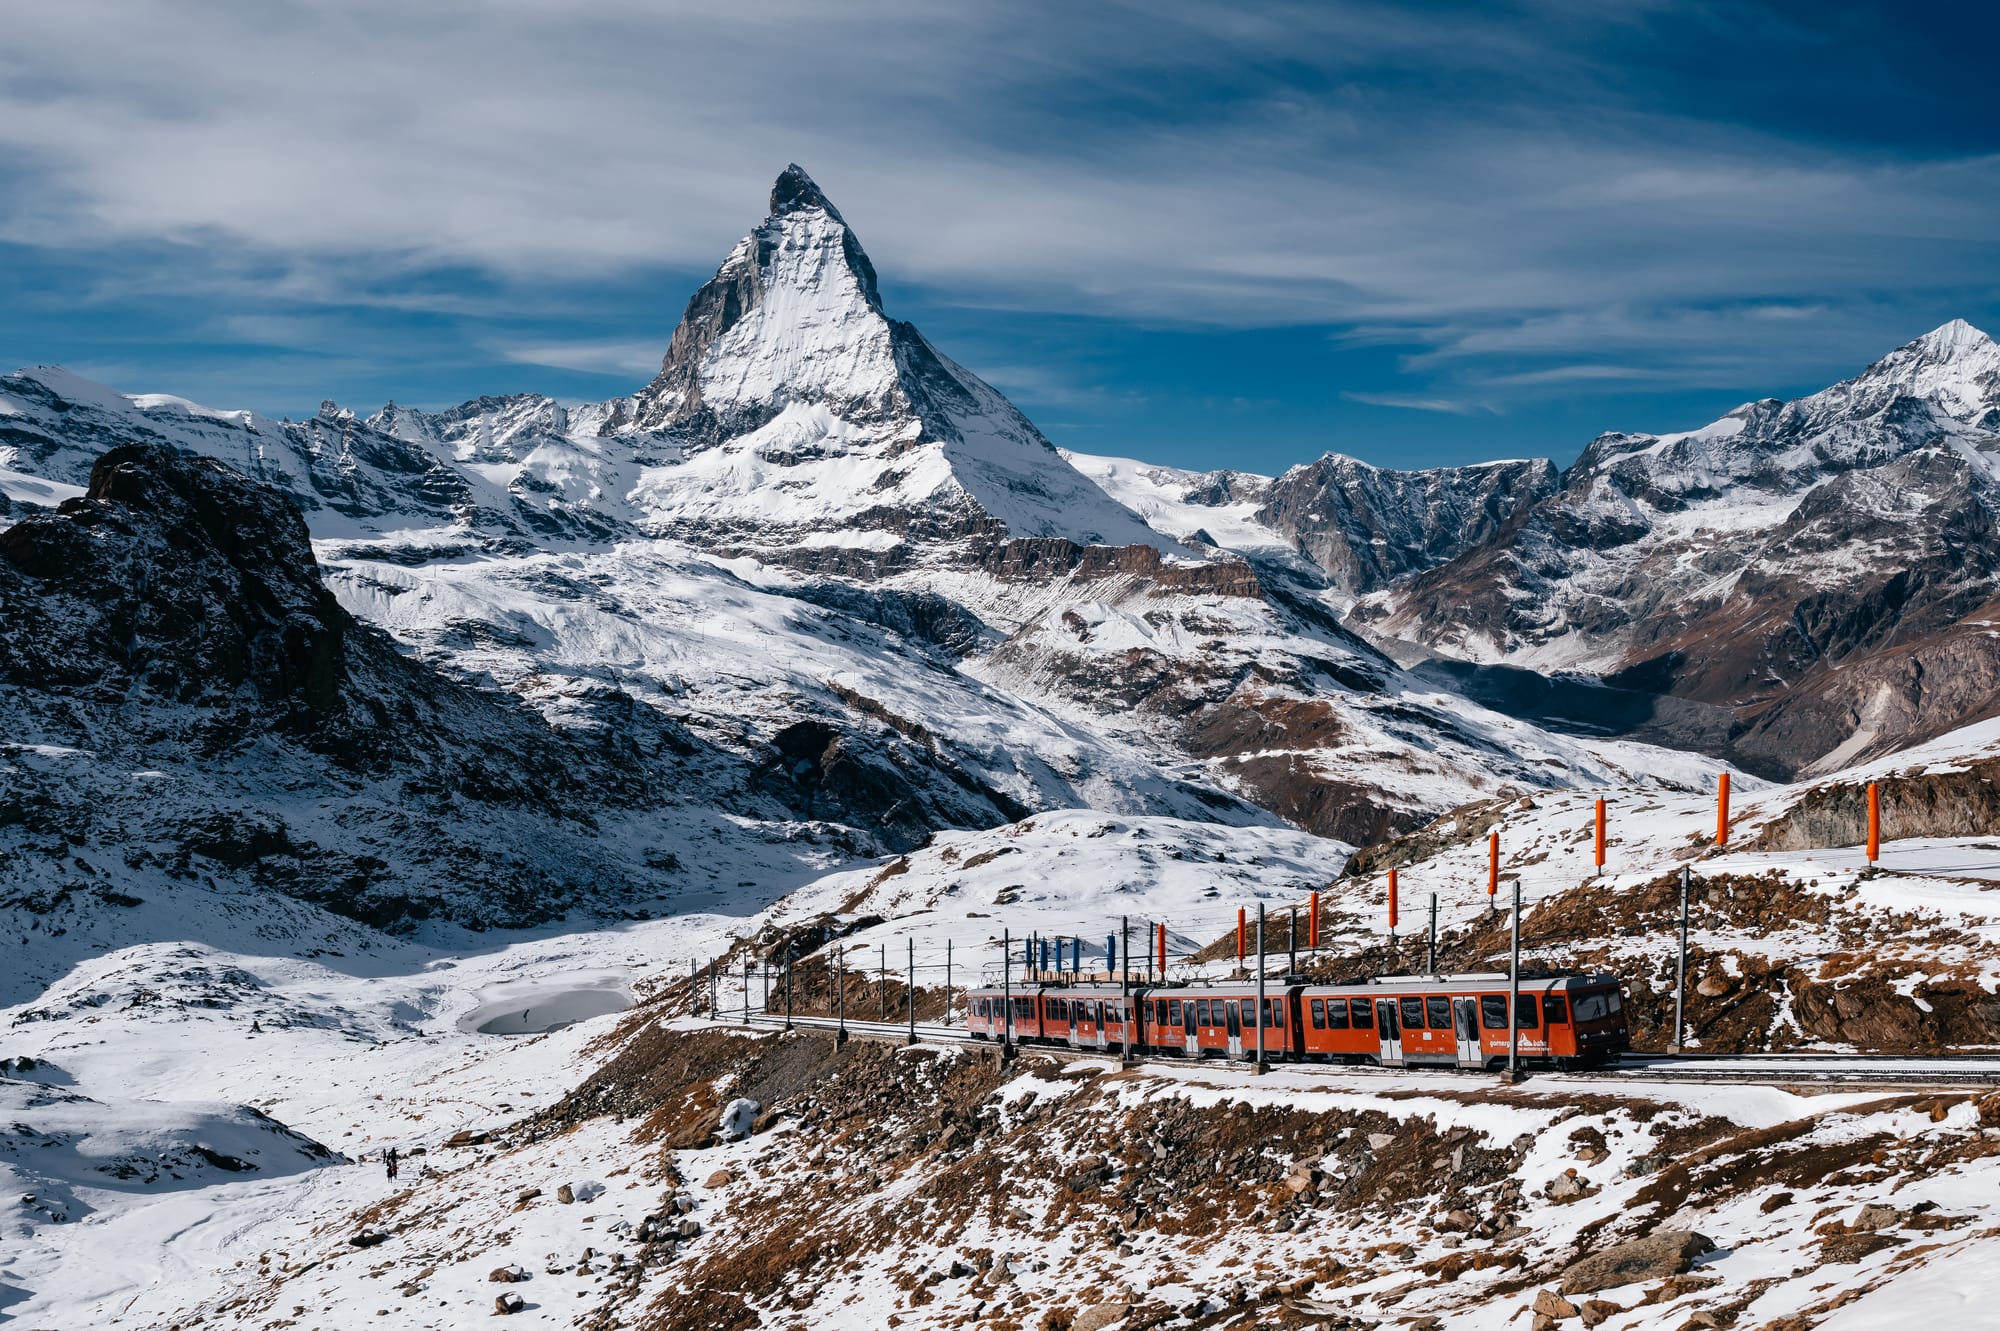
xmin=1355 ymin=320 xmax=2000 ymax=775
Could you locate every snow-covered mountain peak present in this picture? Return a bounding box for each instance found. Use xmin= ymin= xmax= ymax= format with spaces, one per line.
xmin=1833 ymin=317 xmax=2000 ymax=422
xmin=769 ymin=161 xmax=846 ymax=222
xmin=608 ymin=168 xmax=1170 ymax=551
xmin=631 ymin=166 xmax=892 ymax=438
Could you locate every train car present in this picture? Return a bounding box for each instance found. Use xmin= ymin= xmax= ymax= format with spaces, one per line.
xmin=963 ymin=985 xmax=1140 ymax=1050
xmin=1137 ymin=983 xmax=1289 ymax=1060
xmin=1296 ymin=973 xmax=1628 ymax=1070
xmin=968 ymin=971 xmax=1626 ymax=1070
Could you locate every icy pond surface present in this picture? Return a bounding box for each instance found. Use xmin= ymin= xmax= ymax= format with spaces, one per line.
xmin=460 ymin=975 xmax=633 ymax=1035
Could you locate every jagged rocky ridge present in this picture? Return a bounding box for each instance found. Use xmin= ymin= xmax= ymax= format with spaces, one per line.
xmin=1080 ymin=320 xmax=2000 ymax=778
xmin=1353 ymin=319 xmax=2000 ymax=775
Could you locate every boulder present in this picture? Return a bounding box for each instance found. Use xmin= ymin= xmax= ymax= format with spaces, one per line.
xmin=1366 ymin=1132 xmax=1395 ymax=1151
xmin=1561 ymin=1232 xmax=1716 ymax=1296
xmin=704 ymin=1169 xmax=734 ymax=1189
xmin=494 ymin=1292 xmax=525 ymax=1315
xmin=1548 ymin=1172 xmax=1586 ymax=1202
xmin=488 ymin=1266 xmax=529 ymax=1283
xmin=1579 ymin=1300 xmax=1622 ymax=1328
xmin=514 ymin=1188 xmax=541 ymax=1206
xmin=555 ymin=1184 xmax=575 ymax=1205
xmin=1533 ymin=1288 xmax=1578 ymax=1318
xmin=1852 ymin=1204 xmax=1899 ymax=1232
xmin=349 ymin=1230 xmax=389 ymax=1248
xmin=676 ymin=1219 xmax=702 ymax=1239
xmin=1072 ymin=1302 xmax=1131 ymax=1331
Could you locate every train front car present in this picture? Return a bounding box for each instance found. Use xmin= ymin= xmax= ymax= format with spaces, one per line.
xmin=1298 ymin=973 xmax=1630 ymax=1071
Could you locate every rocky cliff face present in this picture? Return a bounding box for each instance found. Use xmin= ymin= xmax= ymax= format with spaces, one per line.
xmin=1254 ymin=453 xmax=1557 ymax=598
xmin=1357 ymin=320 xmax=2000 ymax=774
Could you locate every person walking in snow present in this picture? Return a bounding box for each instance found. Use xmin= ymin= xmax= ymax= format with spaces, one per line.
xmin=385 ymin=1146 xmax=400 ymax=1181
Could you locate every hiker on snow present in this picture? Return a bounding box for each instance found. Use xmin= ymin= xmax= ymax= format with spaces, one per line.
xmin=385 ymin=1147 xmax=400 ymax=1180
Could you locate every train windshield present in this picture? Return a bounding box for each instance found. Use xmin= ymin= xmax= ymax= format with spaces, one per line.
xmin=1573 ymin=990 xmax=1618 ymax=1023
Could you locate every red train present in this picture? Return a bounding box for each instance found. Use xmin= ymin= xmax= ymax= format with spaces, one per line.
xmin=963 ymin=972 xmax=1627 ymax=1071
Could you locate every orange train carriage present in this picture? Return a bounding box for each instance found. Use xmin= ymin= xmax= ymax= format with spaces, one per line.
xmin=963 ymin=972 xmax=1628 ymax=1071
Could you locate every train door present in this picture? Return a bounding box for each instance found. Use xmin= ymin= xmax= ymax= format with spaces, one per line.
xmin=1066 ymin=998 xmax=1082 ymax=1050
xmin=1225 ymin=1001 xmax=1244 ymax=1059
xmin=1453 ymin=997 xmax=1481 ymax=1069
xmin=1095 ymin=1001 xmax=1109 ymax=1051
xmin=1182 ymin=1001 xmax=1198 ymax=1056
xmin=1374 ymin=998 xmax=1404 ymax=1068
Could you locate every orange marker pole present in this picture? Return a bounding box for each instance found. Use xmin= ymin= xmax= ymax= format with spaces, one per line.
xmin=1487 ymin=830 xmax=1499 ymax=909
xmin=1867 ymin=782 xmax=1880 ymax=865
xmin=1236 ymin=907 xmax=1246 ymax=965
xmin=1388 ymin=869 xmax=1399 ymax=933
xmin=1716 ymin=772 xmax=1731 ymax=846
xmin=1309 ymin=889 xmax=1320 ymax=949
xmin=1156 ymin=921 xmax=1167 ymax=975
xmin=1594 ymin=798 xmax=1607 ymax=874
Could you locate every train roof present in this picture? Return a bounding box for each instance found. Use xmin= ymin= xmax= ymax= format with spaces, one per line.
xmin=966 ymin=973 xmax=1621 ymax=997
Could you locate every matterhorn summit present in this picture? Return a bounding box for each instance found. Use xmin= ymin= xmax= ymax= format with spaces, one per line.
xmin=612 ymin=165 xmax=1170 ymax=557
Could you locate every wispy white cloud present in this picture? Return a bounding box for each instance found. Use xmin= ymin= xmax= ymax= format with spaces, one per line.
xmin=1341 ymin=391 xmax=1488 ymax=415
xmin=494 ymin=339 xmax=666 ymax=377
xmin=0 ymin=1 xmax=1993 ymax=412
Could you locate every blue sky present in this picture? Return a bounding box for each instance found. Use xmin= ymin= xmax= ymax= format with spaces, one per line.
xmin=3 ymin=1 xmax=1997 ymax=473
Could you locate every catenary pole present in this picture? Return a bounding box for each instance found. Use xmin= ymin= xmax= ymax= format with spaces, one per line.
xmin=836 ymin=948 xmax=845 ymax=1041
xmin=783 ymin=947 xmax=793 ymax=1031
xmin=1674 ymin=864 xmax=1691 ymax=1054
xmin=1288 ymin=905 xmax=1298 ymax=974
xmin=1428 ymin=893 xmax=1438 ymax=975
xmin=1120 ymin=914 xmax=1133 ymax=1066
xmin=1001 ymin=928 xmax=1013 ymax=1054
xmin=879 ymin=945 xmax=887 ymax=1023
xmin=1508 ymin=879 xmax=1521 ymax=1077
xmin=742 ymin=961 xmax=750 ymax=1027
xmin=907 ymin=937 xmax=916 ymax=1046
xmin=945 ymin=939 xmax=953 ymax=1026
xmin=1255 ymin=902 xmax=1268 ymax=1073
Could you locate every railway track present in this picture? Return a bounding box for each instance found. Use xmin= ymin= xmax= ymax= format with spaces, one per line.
xmin=725 ymin=1012 xmax=2000 ymax=1088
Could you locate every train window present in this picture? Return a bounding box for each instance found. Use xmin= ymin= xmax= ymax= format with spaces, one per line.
xmin=1195 ymin=1000 xmax=1211 ymax=1027
xmin=1310 ymin=998 xmax=1326 ymax=1029
xmin=1326 ymin=999 xmax=1349 ymax=1030
xmin=1168 ymin=1000 xmax=1182 ymax=1025
xmin=1481 ymin=995 xmax=1507 ymax=1029
xmin=1515 ymin=993 xmax=1541 ymax=1029
xmin=1572 ymin=991 xmax=1608 ymax=1023
xmin=1543 ymin=994 xmax=1569 ymax=1024
xmin=1425 ymin=996 xmax=1450 ymax=1030
xmin=1349 ymin=998 xmax=1372 ymax=1028
xmin=1609 ymin=990 xmax=1623 ymax=1013
xmin=1264 ymin=999 xmax=1284 ymax=1028
xmin=1399 ymin=997 xmax=1425 ymax=1029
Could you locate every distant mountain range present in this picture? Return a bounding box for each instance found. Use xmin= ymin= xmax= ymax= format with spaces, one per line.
xmin=9 ymin=164 xmax=1989 ymax=938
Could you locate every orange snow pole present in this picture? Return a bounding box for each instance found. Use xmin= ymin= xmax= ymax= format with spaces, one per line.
xmin=1308 ymin=889 xmax=1320 ymax=949
xmin=1236 ymin=907 xmax=1246 ymax=964
xmin=1487 ymin=830 xmax=1499 ymax=903
xmin=1867 ymin=782 xmax=1880 ymax=864
xmin=1594 ymin=798 xmax=1607 ymax=874
xmin=1388 ymin=869 xmax=1399 ymax=932
xmin=1716 ymin=772 xmax=1731 ymax=846
xmin=1156 ymin=921 xmax=1167 ymax=974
